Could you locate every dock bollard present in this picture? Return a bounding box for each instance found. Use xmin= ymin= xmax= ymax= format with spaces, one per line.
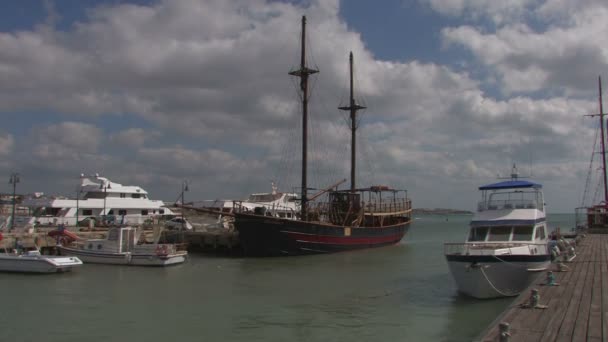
xmin=530 ymin=289 xmax=539 ymax=307
xmin=499 ymin=322 xmax=511 ymax=342
xmin=546 ymin=271 xmax=557 ymax=286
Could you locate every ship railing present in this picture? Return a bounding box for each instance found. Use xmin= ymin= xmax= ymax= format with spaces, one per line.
xmin=444 ymin=242 xmax=549 ymax=256
xmin=363 ymin=198 xmax=412 ymax=216
xmin=477 ymin=199 xmax=540 ymax=212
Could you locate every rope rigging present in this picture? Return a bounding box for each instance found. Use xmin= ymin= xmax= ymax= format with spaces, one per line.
xmin=581 ymin=123 xmax=600 ymax=207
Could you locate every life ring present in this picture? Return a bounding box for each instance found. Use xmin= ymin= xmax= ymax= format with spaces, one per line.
xmin=155 ymin=245 xmax=168 ymax=256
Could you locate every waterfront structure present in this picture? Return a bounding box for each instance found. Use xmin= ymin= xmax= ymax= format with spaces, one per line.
xmin=444 ymin=166 xmax=551 ymax=299
xmin=233 ymin=16 xmax=412 ymax=256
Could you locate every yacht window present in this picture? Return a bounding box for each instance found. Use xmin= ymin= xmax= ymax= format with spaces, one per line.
xmin=535 ymin=226 xmax=546 ymax=239
xmin=118 ymin=209 xmax=127 ymax=216
xmin=159 ymin=209 xmax=165 ymax=214
xmin=85 ymin=192 xmax=105 ymax=199
xmin=131 ymin=194 xmax=141 ymax=198
xmin=107 ymin=229 xmax=119 ymax=241
xmin=108 ymin=210 xmax=114 ymax=215
xmin=141 ymin=210 xmax=148 ymax=215
xmin=120 ymin=193 xmax=126 ymax=198
xmin=468 ymin=227 xmax=489 ymax=242
xmin=488 ymin=227 xmax=511 ymax=241
xmin=83 ymin=209 xmax=93 ymax=216
xmin=512 ymin=226 xmax=533 ymax=241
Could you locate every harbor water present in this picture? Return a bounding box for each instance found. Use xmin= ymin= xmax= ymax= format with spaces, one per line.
xmin=0 ymin=213 xmax=575 ymax=341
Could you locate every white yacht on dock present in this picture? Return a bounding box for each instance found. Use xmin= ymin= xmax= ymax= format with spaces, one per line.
xmin=444 ymin=168 xmax=551 ymax=299
xmin=23 ymin=174 xmax=174 ymax=226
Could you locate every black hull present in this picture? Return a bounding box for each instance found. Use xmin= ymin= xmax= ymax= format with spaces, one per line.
xmin=234 ymin=213 xmax=411 ymax=256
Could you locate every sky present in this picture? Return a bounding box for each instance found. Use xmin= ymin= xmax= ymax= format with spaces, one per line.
xmin=0 ymin=0 xmax=607 ymax=213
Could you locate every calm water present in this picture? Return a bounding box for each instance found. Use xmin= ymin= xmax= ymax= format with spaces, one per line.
xmin=0 ymin=213 xmax=575 ymax=342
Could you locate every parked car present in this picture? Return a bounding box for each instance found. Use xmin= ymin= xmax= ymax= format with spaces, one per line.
xmin=165 ymin=217 xmax=193 ymax=230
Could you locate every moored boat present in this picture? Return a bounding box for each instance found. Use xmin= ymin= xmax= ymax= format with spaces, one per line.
xmin=233 ymin=16 xmax=412 ymax=256
xmin=0 ymin=233 xmax=82 ymax=273
xmin=50 ymin=226 xmax=187 ymax=266
xmin=444 ymin=166 xmax=551 ymax=299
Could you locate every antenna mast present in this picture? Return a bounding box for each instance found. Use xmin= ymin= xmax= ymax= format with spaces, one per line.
xmin=338 ymin=52 xmax=366 ymax=192
xmin=288 ymin=16 xmax=318 ymax=219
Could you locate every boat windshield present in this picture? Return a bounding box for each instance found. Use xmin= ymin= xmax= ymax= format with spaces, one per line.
xmin=248 ymin=194 xmax=282 ymax=202
xmin=468 ymin=227 xmax=489 ymax=242
xmin=512 ymin=226 xmax=534 ymax=241
xmin=487 ymin=226 xmax=511 ymax=241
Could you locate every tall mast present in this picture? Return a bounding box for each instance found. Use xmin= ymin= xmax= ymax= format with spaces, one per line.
xmin=599 ymin=77 xmax=608 ymax=204
xmin=288 ymin=16 xmax=318 ymax=219
xmin=339 ymin=52 xmax=366 ymax=191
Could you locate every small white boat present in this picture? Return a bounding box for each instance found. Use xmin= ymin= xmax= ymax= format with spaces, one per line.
xmin=0 ymin=244 xmax=82 ymax=273
xmin=53 ymin=227 xmax=187 ymax=266
xmin=444 ymin=167 xmax=551 ymax=299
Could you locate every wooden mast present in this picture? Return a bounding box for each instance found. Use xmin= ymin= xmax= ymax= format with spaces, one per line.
xmin=288 ymin=16 xmax=318 ymax=219
xmin=339 ymin=52 xmax=366 ymax=191
xmin=599 ymin=77 xmax=608 ymax=204
xmin=586 ymin=76 xmax=608 ymax=205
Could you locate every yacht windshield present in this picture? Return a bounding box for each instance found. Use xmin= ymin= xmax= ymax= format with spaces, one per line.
xmin=468 ymin=227 xmax=489 ymax=242
xmin=512 ymin=226 xmax=533 ymax=241
xmin=249 ymin=194 xmax=281 ymax=202
xmin=488 ymin=227 xmax=511 ymax=241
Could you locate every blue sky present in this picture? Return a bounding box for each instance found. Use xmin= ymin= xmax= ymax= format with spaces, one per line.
xmin=0 ymin=0 xmax=606 ymax=213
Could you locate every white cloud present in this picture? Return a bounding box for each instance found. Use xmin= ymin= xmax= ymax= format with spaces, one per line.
xmin=436 ymin=0 xmax=608 ymax=95
xmin=0 ymin=0 xmax=599 ymax=211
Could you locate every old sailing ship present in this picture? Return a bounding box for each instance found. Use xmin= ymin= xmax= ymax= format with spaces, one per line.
xmin=578 ymin=77 xmax=608 ymax=232
xmin=233 ymin=16 xmax=412 ymax=256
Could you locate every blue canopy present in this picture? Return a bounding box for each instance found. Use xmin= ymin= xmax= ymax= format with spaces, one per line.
xmin=479 ymin=180 xmax=542 ymax=190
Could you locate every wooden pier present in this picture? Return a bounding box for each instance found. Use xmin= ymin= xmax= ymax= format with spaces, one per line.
xmin=479 ymin=233 xmax=606 ymax=341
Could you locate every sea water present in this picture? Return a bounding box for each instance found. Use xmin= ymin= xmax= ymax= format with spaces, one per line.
xmin=0 ymin=213 xmax=575 ymax=342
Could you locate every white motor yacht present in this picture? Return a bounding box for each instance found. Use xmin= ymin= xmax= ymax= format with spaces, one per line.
xmin=444 ymin=170 xmax=551 ymax=299
xmin=23 ymin=174 xmax=174 ymax=226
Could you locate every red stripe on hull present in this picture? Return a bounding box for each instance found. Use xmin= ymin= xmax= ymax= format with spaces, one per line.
xmin=284 ymin=231 xmax=404 ymax=245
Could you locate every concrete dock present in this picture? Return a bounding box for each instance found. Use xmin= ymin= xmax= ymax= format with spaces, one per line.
xmin=478 ymin=234 xmax=605 ymax=341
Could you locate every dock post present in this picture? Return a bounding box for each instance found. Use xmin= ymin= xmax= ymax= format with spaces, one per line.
xmin=498 ymin=322 xmax=510 ymax=342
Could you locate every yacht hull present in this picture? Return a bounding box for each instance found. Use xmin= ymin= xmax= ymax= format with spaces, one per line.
xmin=58 ymin=246 xmax=186 ymax=266
xmin=445 ymin=254 xmax=551 ymax=299
xmin=0 ymin=254 xmax=82 ymax=273
xmin=235 ymin=213 xmax=410 ymax=256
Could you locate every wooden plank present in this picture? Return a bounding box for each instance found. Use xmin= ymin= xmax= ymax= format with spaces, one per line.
xmin=541 ymin=254 xmax=586 ymax=341
xmin=587 ymin=236 xmax=603 ymax=340
xmin=601 ymin=234 xmax=608 ymax=340
xmin=571 ymin=238 xmax=598 ymax=340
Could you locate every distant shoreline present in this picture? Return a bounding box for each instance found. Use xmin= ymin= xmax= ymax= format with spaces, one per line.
xmin=412 ymin=208 xmax=473 ymax=215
